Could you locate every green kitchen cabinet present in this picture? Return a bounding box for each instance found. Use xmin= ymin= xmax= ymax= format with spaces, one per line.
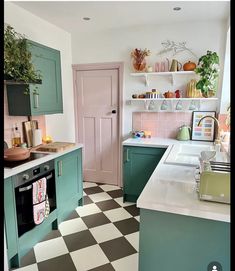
xmin=55 ymin=148 xmax=83 ymax=224
xmin=123 ymin=146 xmax=166 ymax=202
xmin=4 ymin=177 xmax=19 ymax=268
xmin=139 ymin=209 xmax=230 ymax=271
xmin=6 ymin=40 xmax=63 ymax=116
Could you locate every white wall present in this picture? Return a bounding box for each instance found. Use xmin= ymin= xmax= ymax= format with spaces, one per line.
xmin=4 ymin=2 xmax=75 ymax=142
xmin=219 ymin=27 xmax=230 ymax=114
xmin=72 ymin=20 xmax=228 ymax=137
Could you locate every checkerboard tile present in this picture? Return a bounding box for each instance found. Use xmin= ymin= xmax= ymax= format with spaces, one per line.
xmin=12 ymin=181 xmax=140 ymax=271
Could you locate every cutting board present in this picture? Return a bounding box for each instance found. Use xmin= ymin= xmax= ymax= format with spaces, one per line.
xmin=23 ymin=120 xmax=38 ymax=148
xmin=35 ymin=142 xmax=76 ymax=152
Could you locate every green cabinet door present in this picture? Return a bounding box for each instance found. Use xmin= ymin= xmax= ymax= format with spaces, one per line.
xmin=4 ymin=177 xmax=19 ymax=267
xmin=55 ymin=148 xmax=83 ymax=224
xmin=6 ymin=40 xmax=63 ymax=116
xmin=123 ymin=146 xmax=166 ymax=202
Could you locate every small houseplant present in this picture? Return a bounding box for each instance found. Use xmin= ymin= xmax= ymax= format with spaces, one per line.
xmin=4 ymin=24 xmax=41 ymax=93
xmin=131 ymin=48 xmax=151 ymax=72
xmin=194 ymin=50 xmax=220 ymax=97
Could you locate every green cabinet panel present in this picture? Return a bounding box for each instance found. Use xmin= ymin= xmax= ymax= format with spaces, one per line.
xmin=4 ymin=177 xmax=19 ymax=265
xmin=139 ymin=209 xmax=230 ymax=271
xmin=55 ymin=148 xmax=83 ymax=223
xmin=6 ymin=40 xmax=63 ymax=116
xmin=123 ymin=146 xmax=166 ymax=202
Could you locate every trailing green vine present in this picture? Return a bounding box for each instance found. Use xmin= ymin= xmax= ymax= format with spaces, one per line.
xmin=194 ymin=50 xmax=220 ymax=97
xmin=4 ymin=24 xmax=42 ymax=94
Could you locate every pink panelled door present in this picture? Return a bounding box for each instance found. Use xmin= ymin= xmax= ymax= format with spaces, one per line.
xmin=76 ymin=69 xmax=119 ymax=185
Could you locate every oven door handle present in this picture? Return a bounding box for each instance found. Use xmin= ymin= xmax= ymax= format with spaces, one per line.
xmin=19 ymin=185 xmax=32 ymax=192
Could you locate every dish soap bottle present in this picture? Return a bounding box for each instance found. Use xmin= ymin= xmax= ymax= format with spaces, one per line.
xmin=12 ymin=123 xmax=22 ymax=147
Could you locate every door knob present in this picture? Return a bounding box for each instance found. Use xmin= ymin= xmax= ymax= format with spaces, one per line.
xmin=112 ymin=110 xmax=117 ymax=114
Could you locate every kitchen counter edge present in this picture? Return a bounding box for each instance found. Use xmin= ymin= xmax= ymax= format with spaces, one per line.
xmin=4 ymin=144 xmax=83 ymax=179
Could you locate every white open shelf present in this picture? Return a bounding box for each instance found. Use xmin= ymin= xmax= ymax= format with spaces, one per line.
xmin=130 ymin=71 xmax=196 ymax=86
xmin=129 ymin=97 xmax=218 ymax=111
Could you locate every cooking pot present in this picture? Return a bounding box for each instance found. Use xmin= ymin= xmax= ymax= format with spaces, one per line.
xmin=4 ymin=147 xmax=30 ymax=161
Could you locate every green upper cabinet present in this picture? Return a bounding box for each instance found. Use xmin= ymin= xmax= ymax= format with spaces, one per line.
xmin=123 ymin=146 xmax=166 ymax=203
xmin=6 ymin=40 xmax=63 ymax=116
xmin=55 ymin=148 xmax=83 ymax=224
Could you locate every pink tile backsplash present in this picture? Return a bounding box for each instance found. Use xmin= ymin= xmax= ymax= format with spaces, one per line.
xmin=4 ymin=87 xmax=46 ymax=147
xmin=218 ymin=114 xmax=230 ymax=132
xmin=132 ymin=112 xmax=192 ymax=139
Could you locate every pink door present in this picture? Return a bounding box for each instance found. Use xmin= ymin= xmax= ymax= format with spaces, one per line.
xmin=75 ymin=69 xmax=119 ymax=185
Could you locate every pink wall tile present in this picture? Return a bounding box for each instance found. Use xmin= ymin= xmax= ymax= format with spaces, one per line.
xmin=218 ymin=113 xmax=230 ymax=132
xmin=4 ymin=86 xmax=46 ymax=147
xmin=132 ymin=112 xmax=192 ymax=139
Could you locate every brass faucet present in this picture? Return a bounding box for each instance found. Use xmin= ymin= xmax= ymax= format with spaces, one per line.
xmin=197 ymin=116 xmax=221 ymax=145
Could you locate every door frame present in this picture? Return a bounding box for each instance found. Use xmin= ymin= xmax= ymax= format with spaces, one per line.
xmin=72 ymin=62 xmax=124 ymax=187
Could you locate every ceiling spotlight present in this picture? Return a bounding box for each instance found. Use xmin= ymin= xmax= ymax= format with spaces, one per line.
xmin=173 ymin=7 xmax=181 ymax=11
xmin=83 ymin=17 xmax=91 ymax=21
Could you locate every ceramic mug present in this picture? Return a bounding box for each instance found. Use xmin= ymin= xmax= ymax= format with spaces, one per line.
xmin=188 ymin=101 xmax=196 ymax=110
xmin=160 ymin=101 xmax=168 ymax=110
xmin=175 ymin=100 xmax=183 ymax=110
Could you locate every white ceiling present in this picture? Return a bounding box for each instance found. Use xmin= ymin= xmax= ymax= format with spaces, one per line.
xmin=10 ymin=1 xmax=230 ymax=34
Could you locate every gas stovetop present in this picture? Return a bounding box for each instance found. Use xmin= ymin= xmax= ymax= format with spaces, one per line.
xmin=4 ymin=152 xmax=49 ymax=169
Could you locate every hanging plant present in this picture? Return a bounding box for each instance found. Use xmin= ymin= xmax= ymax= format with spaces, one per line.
xmin=4 ymin=24 xmax=42 ymax=94
xmin=194 ymin=50 xmax=220 ymax=97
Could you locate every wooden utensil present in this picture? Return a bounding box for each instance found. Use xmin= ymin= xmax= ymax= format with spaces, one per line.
xmin=23 ymin=120 xmax=38 ymax=147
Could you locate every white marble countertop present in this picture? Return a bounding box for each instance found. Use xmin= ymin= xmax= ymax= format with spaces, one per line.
xmin=122 ymin=137 xmax=230 ymax=223
xmin=4 ymin=144 xmax=83 ymax=179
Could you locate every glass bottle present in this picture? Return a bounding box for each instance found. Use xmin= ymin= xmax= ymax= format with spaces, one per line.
xmin=12 ymin=123 xmax=22 ymax=147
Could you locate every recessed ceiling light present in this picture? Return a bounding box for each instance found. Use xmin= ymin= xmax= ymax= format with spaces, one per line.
xmin=173 ymin=7 xmax=181 ymax=11
xmin=83 ymin=17 xmax=91 ymax=21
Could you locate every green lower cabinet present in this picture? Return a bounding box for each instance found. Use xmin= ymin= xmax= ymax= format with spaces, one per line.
xmin=4 ymin=177 xmax=19 ymax=268
xmin=123 ymin=146 xmax=166 ymax=202
xmin=55 ymin=148 xmax=83 ymax=224
xmin=6 ymin=40 xmax=63 ymax=116
xmin=139 ymin=209 xmax=230 ymax=271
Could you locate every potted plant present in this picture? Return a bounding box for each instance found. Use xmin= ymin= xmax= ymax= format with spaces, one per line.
xmin=4 ymin=24 xmax=41 ymax=94
xmin=194 ymin=50 xmax=220 ymax=97
xmin=131 ymin=48 xmax=151 ymax=72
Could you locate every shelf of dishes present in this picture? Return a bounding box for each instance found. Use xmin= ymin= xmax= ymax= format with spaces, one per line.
xmin=129 ymin=97 xmax=218 ymax=112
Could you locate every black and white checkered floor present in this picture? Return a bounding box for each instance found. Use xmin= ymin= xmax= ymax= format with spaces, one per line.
xmin=13 ymin=182 xmax=139 ymax=271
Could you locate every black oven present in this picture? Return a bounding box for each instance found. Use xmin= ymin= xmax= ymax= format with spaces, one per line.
xmin=14 ymin=160 xmax=56 ymax=237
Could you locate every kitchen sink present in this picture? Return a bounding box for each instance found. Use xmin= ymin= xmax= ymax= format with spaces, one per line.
xmin=164 ymin=143 xmax=215 ymax=167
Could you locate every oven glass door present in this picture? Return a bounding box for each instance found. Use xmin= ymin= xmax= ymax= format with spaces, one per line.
xmin=15 ymin=170 xmax=56 ymax=237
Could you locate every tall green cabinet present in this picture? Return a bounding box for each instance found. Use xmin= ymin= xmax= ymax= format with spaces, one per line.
xmin=6 ymin=40 xmax=63 ymax=116
xmin=123 ymin=146 xmax=166 ymax=202
xmin=55 ymin=148 xmax=83 ymax=224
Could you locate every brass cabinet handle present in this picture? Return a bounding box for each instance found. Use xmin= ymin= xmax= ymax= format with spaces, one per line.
xmin=124 ymin=149 xmax=130 ymax=163
xmin=58 ymin=161 xmax=63 ymax=176
xmin=33 ymin=93 xmax=39 ymax=108
xmin=126 ymin=149 xmax=130 ymax=162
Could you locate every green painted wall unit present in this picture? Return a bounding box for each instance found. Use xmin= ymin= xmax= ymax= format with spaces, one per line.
xmin=139 ymin=209 xmax=230 ymax=271
xmin=4 ymin=177 xmax=19 ymax=268
xmin=123 ymin=146 xmax=166 ymax=202
xmin=6 ymin=40 xmax=63 ymax=116
xmin=55 ymin=148 xmax=83 ymax=224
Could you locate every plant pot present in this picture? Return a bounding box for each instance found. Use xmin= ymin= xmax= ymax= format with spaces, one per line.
xmin=202 ymin=90 xmax=215 ymax=98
